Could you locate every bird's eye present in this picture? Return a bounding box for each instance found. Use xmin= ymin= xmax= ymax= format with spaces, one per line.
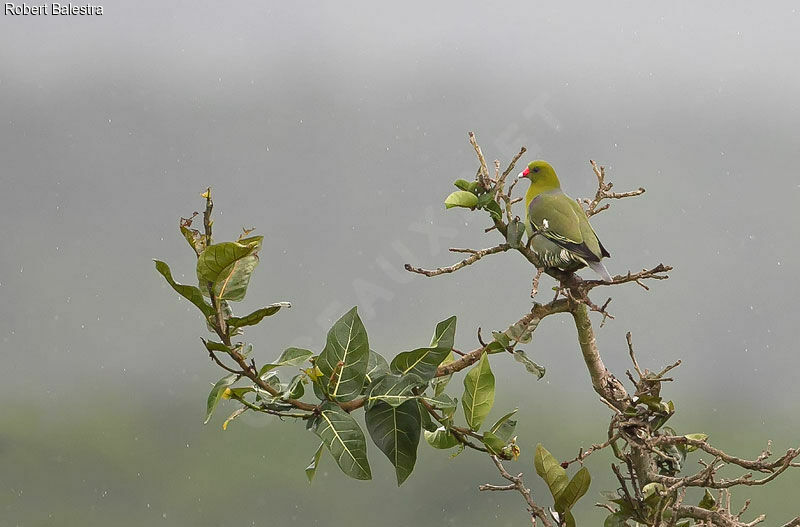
xmin=533 ymin=166 xmax=540 ymax=173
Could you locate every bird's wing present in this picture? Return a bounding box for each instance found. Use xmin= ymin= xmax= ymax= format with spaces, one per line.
xmin=567 ymin=197 xmax=609 ymax=258
xmin=528 ymin=193 xmax=601 ymax=262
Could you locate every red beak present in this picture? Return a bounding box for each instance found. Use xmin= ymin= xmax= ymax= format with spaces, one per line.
xmin=522 ymin=168 xmax=530 ymax=177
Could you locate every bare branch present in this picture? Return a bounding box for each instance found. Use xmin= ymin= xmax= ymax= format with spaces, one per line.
xmin=676 ymin=505 xmax=766 ymax=527
xmin=650 ymin=436 xmax=800 ymax=474
xmin=501 ymin=146 xmax=527 ymax=184
xmin=581 ymin=264 xmax=673 ymax=291
xmin=481 ymin=455 xmax=553 ymax=527
xmin=405 ymin=244 xmax=510 ymax=276
xmin=469 ymin=131 xmax=491 ymax=191
xmin=531 ymin=267 xmax=544 ymax=298
xmin=627 ymin=331 xmax=644 ymax=379
xmin=563 ymin=432 xmax=621 ymax=466
xmin=585 ymin=160 xmax=646 ymax=217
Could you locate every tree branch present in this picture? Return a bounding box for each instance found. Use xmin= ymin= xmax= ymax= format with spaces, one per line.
xmin=480 ymin=455 xmax=554 ymax=527
xmin=404 ymin=244 xmax=510 ymax=276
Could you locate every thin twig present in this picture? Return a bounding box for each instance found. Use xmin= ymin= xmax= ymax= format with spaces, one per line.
xmin=531 ymin=267 xmax=544 ymax=298
xmin=481 ymin=455 xmax=553 ymax=527
xmin=405 ymin=244 xmax=510 ymax=276
xmin=585 ymin=160 xmax=646 ymax=217
xmin=469 ymin=131 xmax=491 ymax=191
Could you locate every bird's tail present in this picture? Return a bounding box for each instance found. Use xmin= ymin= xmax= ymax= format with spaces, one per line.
xmin=588 ymin=260 xmax=613 ymax=282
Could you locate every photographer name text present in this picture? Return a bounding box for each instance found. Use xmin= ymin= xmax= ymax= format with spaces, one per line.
xmin=4 ymin=3 xmax=103 ymax=15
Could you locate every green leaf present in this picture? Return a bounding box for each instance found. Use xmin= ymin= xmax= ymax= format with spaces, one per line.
xmin=305 ymin=443 xmax=324 ymax=483
xmin=485 ymin=200 xmax=503 ymax=220
xmin=204 ymin=374 xmax=237 ymax=424
xmin=482 ymin=431 xmax=507 ymax=455
xmin=636 ymin=394 xmax=663 ymax=411
xmin=453 ymin=179 xmax=479 ymax=192
xmin=258 ymin=347 xmax=313 ymax=376
xmin=444 ymin=190 xmax=478 ymax=209
xmin=684 ymin=433 xmax=708 ymax=452
xmin=489 ymin=408 xmax=518 ymax=442
xmin=505 ymin=317 xmax=541 ymax=344
xmin=431 ymin=351 xmax=455 ymax=396
xmin=534 ymin=444 xmax=569 ymax=502
xmin=418 ymin=393 xmax=457 ymax=413
xmin=507 ymin=217 xmax=525 ymax=248
xmin=202 ymin=339 xmax=230 ymax=353
xmin=461 ymin=353 xmax=495 ymax=430
xmin=491 ymin=331 xmax=511 ymax=349
xmin=556 ymin=466 xmax=591 ymax=513
xmin=451 ymin=443 xmax=465 ymax=458
xmin=236 ymin=235 xmax=263 ymax=247
xmin=430 ymin=316 xmax=457 ymax=351
xmin=311 ymin=377 xmax=328 ymax=401
xmin=651 ymin=403 xmax=675 ymax=430
xmin=154 ymin=260 xmax=214 ymax=317
xmin=365 ymin=399 xmax=421 ymax=486
xmin=316 ymin=307 xmax=370 ymax=402
xmin=196 ymin=239 xmax=262 ymax=282
xmin=424 ymin=426 xmax=460 ymax=449
xmin=391 ymin=349 xmax=446 ymax=383
xmin=486 ymin=341 xmax=507 ymax=355
xmin=179 ymin=222 xmax=206 ymax=255
xmin=196 ymin=238 xmax=264 ymax=301
xmin=228 ymin=302 xmax=291 ymax=328
xmin=513 ymin=350 xmax=546 ymax=379
xmin=365 ymin=350 xmax=390 ymax=384
xmin=258 ymin=371 xmax=281 ymax=392
xmin=475 ymin=189 xmax=495 ymax=207
xmin=391 ymin=316 xmax=457 ymax=381
xmin=308 ymin=402 xmax=371 ymax=480
xmin=217 ymin=255 xmax=260 ymax=301
xmin=365 ymin=373 xmax=425 ymax=409
xmin=698 ymin=489 xmax=716 ymax=510
xmin=226 ymin=386 xmax=254 ymax=399
xmin=418 ymin=401 xmax=437 ymax=432
xmin=283 ymin=374 xmax=305 ymax=399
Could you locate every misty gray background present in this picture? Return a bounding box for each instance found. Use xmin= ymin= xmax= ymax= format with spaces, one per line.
xmin=1 ymin=1 xmax=799 ymax=525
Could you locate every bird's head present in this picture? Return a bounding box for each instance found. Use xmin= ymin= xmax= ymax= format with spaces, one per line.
xmin=521 ymin=160 xmax=561 ymax=191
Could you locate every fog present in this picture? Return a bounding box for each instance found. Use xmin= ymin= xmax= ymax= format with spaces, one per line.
xmin=1 ymin=1 xmax=798 ymax=525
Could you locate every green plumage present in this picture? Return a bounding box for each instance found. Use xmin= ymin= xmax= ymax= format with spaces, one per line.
xmin=522 ymin=161 xmax=612 ymax=281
